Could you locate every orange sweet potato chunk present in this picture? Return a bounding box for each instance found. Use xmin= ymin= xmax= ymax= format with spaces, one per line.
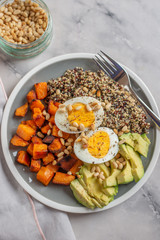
xmin=69 ymin=159 xmax=83 ymax=176
xmin=33 ymin=143 xmax=48 ymax=159
xmin=25 ymin=120 xmax=37 ymax=131
xmin=16 ymin=124 xmax=36 ymax=141
xmin=48 ymin=100 xmax=58 ymax=115
xmin=32 ymin=136 xmax=42 ymax=144
xmin=15 ymin=102 xmax=28 ymax=117
xmin=37 ymin=166 xmax=54 ymax=186
xmin=27 ymin=90 xmax=36 ymax=103
xmin=54 ymin=102 xmax=61 ymax=108
xmin=30 ymin=158 xmax=41 ymax=172
xmin=35 ymin=82 xmax=47 ymax=100
xmin=48 ymin=115 xmax=55 ymax=124
xmin=27 ymin=143 xmax=34 ymax=156
xmin=41 ymin=124 xmax=51 ymax=134
xmin=57 ymin=155 xmax=77 ymax=171
xmin=32 ymin=108 xmax=45 ymax=128
xmin=46 ymin=163 xmax=59 ymax=173
xmin=52 ymin=125 xmax=59 ymax=137
xmin=48 ymin=138 xmax=62 ymax=153
xmin=30 ymin=99 xmax=45 ymax=111
xmin=42 ymin=152 xmax=55 ymax=165
xmin=17 ymin=151 xmax=30 ymax=167
xmin=52 ymin=172 xmax=75 ymax=185
xmin=11 ymin=134 xmax=29 ymax=147
xmin=62 ymin=132 xmax=70 ymax=139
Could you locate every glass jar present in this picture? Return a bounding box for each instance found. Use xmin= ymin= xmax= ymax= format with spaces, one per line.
xmin=0 ymin=0 xmax=53 ymax=59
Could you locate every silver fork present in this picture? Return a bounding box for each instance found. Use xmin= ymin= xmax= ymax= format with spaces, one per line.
xmin=93 ymin=50 xmax=160 ymax=128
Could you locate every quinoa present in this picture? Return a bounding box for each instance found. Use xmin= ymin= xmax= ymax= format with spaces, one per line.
xmin=46 ymin=67 xmax=150 ymax=134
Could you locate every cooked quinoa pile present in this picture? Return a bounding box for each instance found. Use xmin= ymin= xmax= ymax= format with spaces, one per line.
xmin=47 ymin=67 xmax=150 ymax=134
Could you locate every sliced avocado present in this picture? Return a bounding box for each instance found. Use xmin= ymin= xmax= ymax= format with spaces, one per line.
xmin=102 ymin=186 xmax=118 ymax=197
xmin=98 ymin=163 xmax=110 ymax=177
xmin=78 ymin=178 xmax=102 ymax=208
xmin=79 ymin=165 xmax=93 ymax=185
xmin=141 ymin=133 xmax=151 ymax=145
xmin=119 ymin=144 xmax=144 ymax=182
xmin=117 ymin=160 xmax=134 ymax=184
xmin=132 ymin=133 xmax=150 ymax=157
xmin=70 ymin=179 xmax=95 ymax=209
xmin=119 ymin=133 xmax=134 ymax=148
xmin=103 ymin=168 xmax=121 ymax=187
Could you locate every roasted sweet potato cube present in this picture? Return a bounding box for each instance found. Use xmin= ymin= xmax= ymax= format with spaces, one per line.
xmin=35 ymin=82 xmax=47 ymax=100
xmin=25 ymin=120 xmax=37 ymax=131
xmin=30 ymin=99 xmax=45 ymax=111
xmin=42 ymin=152 xmax=55 ymax=165
xmin=48 ymin=115 xmax=55 ymax=124
xmin=52 ymin=172 xmax=75 ymax=185
xmin=15 ymin=102 xmax=28 ymax=117
xmin=54 ymin=102 xmax=61 ymax=108
xmin=62 ymin=132 xmax=70 ymax=139
xmin=16 ymin=124 xmax=36 ymax=141
xmin=41 ymin=124 xmax=51 ymax=134
xmin=42 ymin=135 xmax=55 ymax=144
xmin=37 ymin=166 xmax=54 ymax=186
xmin=27 ymin=90 xmax=36 ymax=103
xmin=33 ymin=143 xmax=48 ymax=159
xmin=32 ymin=136 xmax=42 ymax=144
xmin=30 ymin=158 xmax=41 ymax=172
xmin=17 ymin=151 xmax=30 ymax=167
xmin=11 ymin=134 xmax=29 ymax=147
xmin=27 ymin=143 xmax=34 ymax=156
xmin=52 ymin=125 xmax=59 ymax=137
xmin=48 ymin=138 xmax=62 ymax=153
xmin=57 ymin=155 xmax=77 ymax=171
xmin=69 ymin=159 xmax=83 ymax=176
xmin=33 ymin=108 xmax=45 ymax=128
xmin=48 ymin=100 xmax=58 ymax=115
xmin=46 ymin=163 xmax=59 ymax=172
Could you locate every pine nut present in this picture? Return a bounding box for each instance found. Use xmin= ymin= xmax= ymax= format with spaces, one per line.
xmin=58 ymin=108 xmax=66 ymax=113
xmin=60 ymin=138 xmax=65 ymax=145
xmin=100 ymin=174 xmax=105 ymax=180
xmin=113 ymin=162 xmax=118 ymax=169
xmin=86 ymin=104 xmax=92 ymax=112
xmin=94 ymin=172 xmax=99 ymax=177
xmin=91 ymin=166 xmax=96 ymax=173
xmin=37 ymin=131 xmax=44 ymax=138
xmin=69 ymin=126 xmax=78 ymax=131
xmin=67 ymin=171 xmax=72 ymax=175
xmin=97 ymin=90 xmax=101 ymax=97
xmin=52 ymin=160 xmax=57 ymax=165
xmin=105 ymin=103 xmax=111 ymax=110
xmin=119 ymin=163 xmax=123 ymax=170
xmin=117 ymin=157 xmax=124 ymax=163
xmin=113 ymin=129 xmax=118 ymax=135
xmin=47 ymin=129 xmax=51 ymax=135
xmin=58 ymin=130 xmax=63 ymax=137
xmin=105 ymin=161 xmax=110 ymax=167
xmin=122 ymin=125 xmax=128 ymax=132
xmin=83 ymin=87 xmax=88 ymax=93
xmin=57 ymin=152 xmax=64 ymax=158
xmin=72 ymin=122 xmax=78 ymax=127
xmin=95 ymin=166 xmax=100 ymax=173
xmin=65 ymin=142 xmax=71 ymax=146
xmin=67 ymin=104 xmax=72 ymax=112
xmin=64 ymin=149 xmax=69 ymax=155
xmin=79 ymin=123 xmax=85 ymax=131
xmin=118 ymin=131 xmax=123 ymax=137
xmin=116 ymin=160 xmax=120 ymax=165
xmin=93 ymin=104 xmax=101 ymax=111
xmin=56 ymin=89 xmax=60 ymax=95
xmin=45 ymin=113 xmax=50 ymax=121
xmin=49 ymin=122 xmax=53 ymax=128
xmin=119 ymin=139 xmax=126 ymax=145
xmin=75 ymin=106 xmax=82 ymax=111
xmin=101 ymin=102 xmax=105 ymax=107
xmin=75 ymin=138 xmax=82 ymax=143
xmin=90 ymin=123 xmax=95 ymax=131
xmin=67 ymin=138 xmax=73 ymax=143
xmin=115 ymin=153 xmax=121 ymax=159
xmin=81 ymin=132 xmax=85 ymax=138
xmin=81 ymin=137 xmax=88 ymax=144
xmin=122 ymin=161 xmax=126 ymax=166
xmin=59 ymin=104 xmax=65 ymax=108
xmin=67 ymin=146 xmax=72 ymax=151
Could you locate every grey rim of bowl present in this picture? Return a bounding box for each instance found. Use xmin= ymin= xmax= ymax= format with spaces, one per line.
xmin=1 ymin=53 xmax=160 ymax=214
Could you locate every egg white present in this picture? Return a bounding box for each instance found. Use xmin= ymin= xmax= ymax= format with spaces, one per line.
xmin=74 ymin=127 xmax=119 ymax=164
xmin=55 ymin=96 xmax=104 ymax=134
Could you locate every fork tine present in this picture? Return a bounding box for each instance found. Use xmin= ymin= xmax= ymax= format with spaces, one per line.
xmin=95 ymin=55 xmax=113 ymax=76
xmin=93 ymin=57 xmax=111 ymax=77
xmin=97 ymin=53 xmax=116 ymax=73
xmin=100 ymin=50 xmax=120 ymax=69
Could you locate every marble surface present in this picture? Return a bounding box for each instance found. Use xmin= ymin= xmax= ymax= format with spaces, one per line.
xmin=0 ymin=0 xmax=160 ymax=239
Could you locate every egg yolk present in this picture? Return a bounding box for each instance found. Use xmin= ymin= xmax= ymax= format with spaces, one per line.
xmin=87 ymin=131 xmax=110 ymax=158
xmin=68 ymin=103 xmax=95 ymax=127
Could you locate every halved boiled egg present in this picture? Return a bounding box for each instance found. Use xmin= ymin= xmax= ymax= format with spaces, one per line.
xmin=74 ymin=127 xmax=119 ymax=164
xmin=55 ymin=97 xmax=104 ymax=134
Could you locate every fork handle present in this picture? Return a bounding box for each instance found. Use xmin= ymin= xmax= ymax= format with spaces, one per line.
xmin=129 ymin=88 xmax=160 ymax=128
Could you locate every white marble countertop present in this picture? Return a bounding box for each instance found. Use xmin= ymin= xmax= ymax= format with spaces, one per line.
xmin=1 ymin=0 xmax=160 ymax=239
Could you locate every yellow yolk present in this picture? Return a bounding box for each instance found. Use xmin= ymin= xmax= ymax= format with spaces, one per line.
xmin=87 ymin=131 xmax=110 ymax=158
xmin=68 ymin=102 xmax=95 ymax=127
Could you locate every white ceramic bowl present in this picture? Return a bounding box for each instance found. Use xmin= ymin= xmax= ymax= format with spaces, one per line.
xmin=1 ymin=53 xmax=160 ymax=213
